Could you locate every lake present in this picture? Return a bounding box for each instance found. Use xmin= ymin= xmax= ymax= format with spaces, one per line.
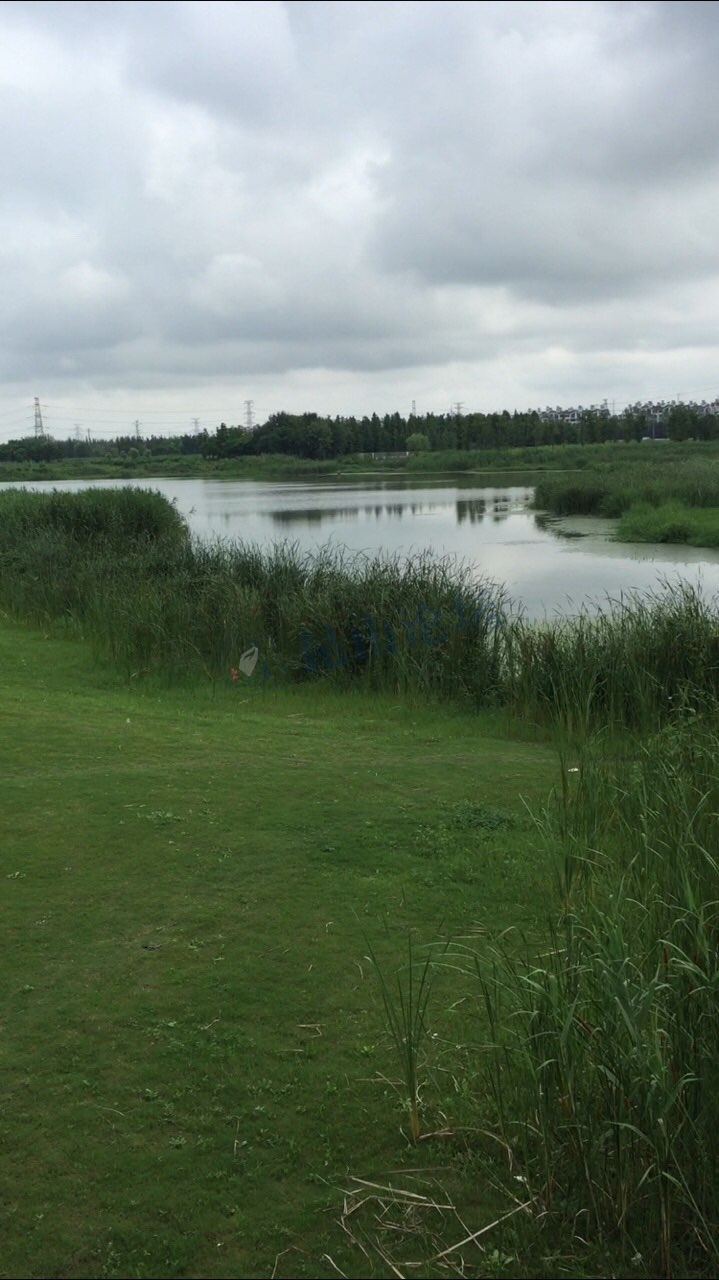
xmin=5 ymin=472 xmax=719 ymax=619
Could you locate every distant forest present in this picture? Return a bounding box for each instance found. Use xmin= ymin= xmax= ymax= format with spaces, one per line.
xmin=1 ymin=402 xmax=717 ymax=463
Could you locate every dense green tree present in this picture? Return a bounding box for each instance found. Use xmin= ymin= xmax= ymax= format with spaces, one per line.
xmin=3 ymin=397 xmax=717 ymax=469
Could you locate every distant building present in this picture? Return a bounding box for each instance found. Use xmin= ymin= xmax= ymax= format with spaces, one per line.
xmin=536 ymin=396 xmax=718 ymax=431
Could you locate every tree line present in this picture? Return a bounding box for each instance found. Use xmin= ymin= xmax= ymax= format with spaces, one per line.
xmin=1 ymin=402 xmax=718 ymax=464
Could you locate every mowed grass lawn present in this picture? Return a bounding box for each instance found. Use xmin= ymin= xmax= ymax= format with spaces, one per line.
xmin=0 ymin=619 xmax=558 ymax=1279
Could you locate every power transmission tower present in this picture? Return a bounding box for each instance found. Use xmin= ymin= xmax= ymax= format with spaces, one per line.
xmin=191 ymin=417 xmax=200 ymax=434
xmin=452 ymin=402 xmax=464 ymax=416
xmin=34 ymin=397 xmax=45 ymax=437
xmin=74 ymin=424 xmax=82 ymax=441
xmin=134 ymin=419 xmax=141 ymax=440
xmin=244 ymin=399 xmax=254 ymax=430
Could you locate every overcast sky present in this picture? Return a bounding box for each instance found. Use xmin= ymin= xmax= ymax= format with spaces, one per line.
xmin=1 ymin=0 xmax=718 ymax=441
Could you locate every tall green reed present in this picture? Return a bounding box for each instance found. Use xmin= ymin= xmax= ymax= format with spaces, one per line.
xmin=365 ymin=934 xmax=439 ymax=1143
xmin=471 ymin=713 xmax=719 ymax=1276
xmin=4 ymin=489 xmax=719 ymax=739
xmin=505 ymin=583 xmax=719 ymax=735
xmin=535 ymin=459 xmax=719 ymax=519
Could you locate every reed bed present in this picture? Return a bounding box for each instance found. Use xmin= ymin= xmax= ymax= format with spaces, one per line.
xmin=504 ymin=582 xmax=719 ymax=734
xmin=0 ymin=490 xmax=508 ymax=696
xmin=2 ymin=489 xmax=719 ymax=733
xmin=617 ymin=502 xmax=719 ymax=547
xmin=534 ymin=460 xmax=719 ymax=519
xmin=93 ymin=538 xmax=510 ymax=701
xmin=470 ymin=713 xmax=719 ymax=1276
xmin=0 ymin=484 xmax=188 ymax=544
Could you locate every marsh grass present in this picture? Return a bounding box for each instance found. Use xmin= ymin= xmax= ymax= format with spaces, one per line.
xmin=3 ymin=488 xmax=719 ymax=736
xmin=0 ymin=484 xmax=187 ymax=544
xmin=505 ymin=582 xmax=719 ymax=734
xmin=535 ymin=459 xmax=719 ymax=522
xmin=0 ymin=488 xmax=510 ymax=700
xmin=470 ymin=713 xmax=719 ymax=1276
xmin=0 ymin=487 xmax=188 ymax=644
xmin=617 ymin=502 xmax=719 ymax=547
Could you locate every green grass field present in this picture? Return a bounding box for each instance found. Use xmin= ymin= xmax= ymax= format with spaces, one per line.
xmin=5 ymin=486 xmax=719 ymax=1277
xmin=1 ymin=618 xmax=560 ymax=1279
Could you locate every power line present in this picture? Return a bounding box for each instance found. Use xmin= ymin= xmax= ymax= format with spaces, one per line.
xmin=40 ymin=401 xmax=242 ymax=416
xmin=39 ymin=412 xmax=201 ymax=424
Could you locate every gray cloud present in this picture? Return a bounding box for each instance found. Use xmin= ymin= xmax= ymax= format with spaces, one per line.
xmin=1 ymin=0 xmax=719 ymax=437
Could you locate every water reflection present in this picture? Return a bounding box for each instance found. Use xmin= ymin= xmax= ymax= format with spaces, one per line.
xmin=271 ymin=506 xmax=356 ymax=525
xmin=4 ymin=474 xmax=719 ymax=619
xmin=456 ymin=498 xmax=486 ymax=523
xmin=269 ymin=499 xmax=446 ymax=526
xmin=534 ymin=512 xmax=587 ymax=539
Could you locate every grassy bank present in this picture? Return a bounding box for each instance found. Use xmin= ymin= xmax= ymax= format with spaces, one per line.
xmin=403 ymin=439 xmax=716 ymax=475
xmin=617 ymin=500 xmax=719 ymax=546
xmin=4 ymin=439 xmax=719 ymax=484
xmin=0 ymin=618 xmax=558 ymax=1279
xmin=5 ymin=489 xmax=719 ymax=1275
xmin=3 ymin=488 xmax=719 ymax=735
xmin=535 ymin=457 xmax=719 ymax=518
xmin=0 ymin=489 xmax=509 ymax=708
xmin=4 ymin=624 xmax=719 ymax=1276
xmin=534 ymin=457 xmax=719 ymax=547
xmin=0 ymin=453 xmax=343 ymax=483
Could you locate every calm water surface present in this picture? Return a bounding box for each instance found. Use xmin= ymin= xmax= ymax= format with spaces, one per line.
xmin=6 ymin=473 xmax=719 ymax=620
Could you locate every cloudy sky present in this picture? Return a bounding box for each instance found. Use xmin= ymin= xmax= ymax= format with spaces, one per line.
xmin=1 ymin=0 xmax=718 ymax=441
